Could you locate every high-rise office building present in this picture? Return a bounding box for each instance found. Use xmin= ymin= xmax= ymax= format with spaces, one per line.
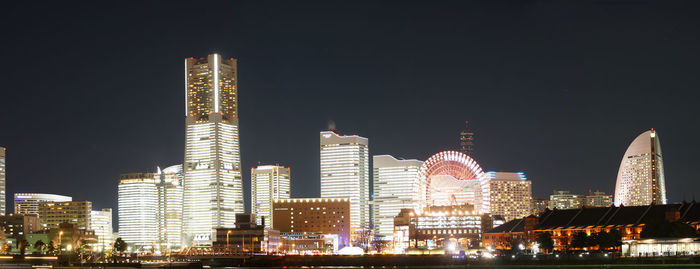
xmin=183 ymin=54 xmax=243 ymax=247
xmin=549 ymin=190 xmax=583 ymax=210
xmin=0 ymin=147 xmax=6 ymax=216
xmin=14 ymin=193 xmax=72 ymax=216
xmin=156 ymin=165 xmax=184 ymax=250
xmin=320 ymin=131 xmax=370 ymax=231
xmin=614 ymin=129 xmax=667 ymax=206
xmin=251 ymin=165 xmax=290 ymax=228
xmin=585 ymin=190 xmax=613 ymax=208
xmin=372 ymin=155 xmax=424 ymax=240
xmin=459 ymin=121 xmax=474 ymax=157
xmin=91 ymin=208 xmax=113 ymax=251
xmin=118 ymin=173 xmax=158 ymax=250
xmin=483 ymin=172 xmax=532 ymax=222
xmin=38 ymin=201 xmax=92 ymax=230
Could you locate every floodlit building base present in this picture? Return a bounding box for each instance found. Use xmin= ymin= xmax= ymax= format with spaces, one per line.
xmin=623 ymin=238 xmax=700 ymax=257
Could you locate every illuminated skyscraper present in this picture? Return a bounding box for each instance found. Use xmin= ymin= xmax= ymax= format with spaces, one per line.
xmin=614 ymin=129 xmax=666 ymax=206
xmin=183 ymin=54 xmax=243 ymax=247
xmin=0 ymin=147 xmax=5 ymax=216
xmin=118 ymin=173 xmax=158 ymax=250
xmin=483 ymin=172 xmax=531 ymax=222
xmin=91 ymin=208 xmax=113 ymax=251
xmin=320 ymin=131 xmax=370 ymax=231
xmin=372 ymin=155 xmax=423 ymax=240
xmin=459 ymin=121 xmax=474 ymax=157
xmin=251 ymin=165 xmax=290 ymax=228
xmin=156 ymin=165 xmax=183 ymax=250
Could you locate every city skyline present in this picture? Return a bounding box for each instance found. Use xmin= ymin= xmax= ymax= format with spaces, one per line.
xmin=2 ymin=1 xmax=700 ymax=228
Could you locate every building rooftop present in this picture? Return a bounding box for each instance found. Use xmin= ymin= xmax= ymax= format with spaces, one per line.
xmin=487 ymin=202 xmax=700 ymax=232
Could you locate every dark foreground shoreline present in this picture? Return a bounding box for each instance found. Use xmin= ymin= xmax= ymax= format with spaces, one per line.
xmin=3 ymin=254 xmax=699 ymax=268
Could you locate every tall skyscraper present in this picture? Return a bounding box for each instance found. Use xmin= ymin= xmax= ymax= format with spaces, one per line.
xmin=372 ymin=155 xmax=424 ymax=240
xmin=118 ymin=173 xmax=158 ymax=250
xmin=483 ymin=172 xmax=532 ymax=222
xmin=91 ymin=208 xmax=113 ymax=251
xmin=459 ymin=121 xmax=474 ymax=157
xmin=156 ymin=165 xmax=184 ymax=250
xmin=14 ymin=193 xmax=72 ymax=216
xmin=320 ymin=131 xmax=370 ymax=232
xmin=0 ymin=147 xmax=6 ymax=216
xmin=251 ymin=165 xmax=290 ymax=228
xmin=183 ymin=54 xmax=243 ymax=247
xmin=614 ymin=129 xmax=667 ymax=206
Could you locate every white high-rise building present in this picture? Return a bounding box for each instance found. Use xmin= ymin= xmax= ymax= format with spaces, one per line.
xmin=614 ymin=129 xmax=666 ymax=206
xmin=183 ymin=54 xmax=243 ymax=247
xmin=118 ymin=173 xmax=158 ymax=250
xmin=91 ymin=208 xmax=113 ymax=251
xmin=320 ymin=131 xmax=370 ymax=231
xmin=14 ymin=193 xmax=72 ymax=216
xmin=372 ymin=155 xmax=423 ymax=240
xmin=483 ymin=172 xmax=532 ymax=222
xmin=0 ymin=147 xmax=6 ymax=216
xmin=251 ymin=165 xmax=290 ymax=228
xmin=156 ymin=165 xmax=183 ymax=251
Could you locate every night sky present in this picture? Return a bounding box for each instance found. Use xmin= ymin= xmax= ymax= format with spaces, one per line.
xmin=2 ymin=1 xmax=699 ymax=227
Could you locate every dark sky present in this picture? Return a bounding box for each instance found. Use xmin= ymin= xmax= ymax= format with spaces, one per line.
xmin=2 ymin=1 xmax=699 ymax=226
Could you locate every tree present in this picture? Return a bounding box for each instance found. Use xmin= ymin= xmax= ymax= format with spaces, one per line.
xmin=17 ymin=238 xmax=29 ymax=256
xmin=1 ymin=242 xmax=12 ymax=254
xmin=34 ymin=240 xmax=46 ymax=254
xmin=571 ymin=231 xmax=592 ymax=250
xmin=113 ymin=238 xmax=128 ymax=253
xmin=535 ymin=232 xmax=554 ymax=253
xmin=47 ymin=241 xmax=56 ymax=254
xmin=594 ymin=230 xmax=621 ymax=251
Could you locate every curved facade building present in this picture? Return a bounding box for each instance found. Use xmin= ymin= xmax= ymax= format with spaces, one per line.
xmin=420 ymin=151 xmax=488 ymax=212
xmin=614 ymin=129 xmax=666 ymax=206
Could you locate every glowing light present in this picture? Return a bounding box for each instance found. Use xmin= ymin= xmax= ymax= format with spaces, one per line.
xmin=213 ymin=54 xmax=219 ymax=113
xmin=184 ymin=58 xmax=188 ymax=116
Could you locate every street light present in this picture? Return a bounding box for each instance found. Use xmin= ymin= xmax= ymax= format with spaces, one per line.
xmin=227 ymin=230 xmax=232 ymax=250
xmin=59 ymin=231 xmax=64 ymax=255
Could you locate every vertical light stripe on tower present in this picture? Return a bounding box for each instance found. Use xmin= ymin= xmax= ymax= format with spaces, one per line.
xmin=213 ymin=54 xmax=219 ymax=113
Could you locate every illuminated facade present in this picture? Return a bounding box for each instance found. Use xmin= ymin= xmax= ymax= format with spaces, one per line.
xmin=0 ymin=147 xmax=5 ymax=216
xmin=14 ymin=193 xmax=72 ymax=216
xmin=156 ymin=165 xmax=183 ymax=250
xmin=251 ymin=165 xmax=290 ymax=228
xmin=372 ymin=155 xmax=424 ymax=240
xmin=614 ymin=129 xmax=666 ymax=206
xmin=320 ymin=131 xmax=369 ymax=231
xmin=549 ymin=190 xmax=583 ymax=210
xmin=118 ymin=173 xmax=157 ymax=250
xmin=272 ymin=198 xmax=351 ymax=247
xmin=420 ymin=151 xmax=487 ymax=212
xmin=183 ymin=54 xmax=243 ymax=246
xmin=483 ymin=172 xmax=531 ymax=222
xmin=393 ymin=204 xmax=487 ymax=251
xmin=38 ymin=201 xmax=92 ymax=230
xmin=91 ymin=208 xmax=113 ymax=251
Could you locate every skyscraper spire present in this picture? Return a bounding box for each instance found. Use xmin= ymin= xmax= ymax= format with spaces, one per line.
xmin=459 ymin=121 xmax=474 ymax=157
